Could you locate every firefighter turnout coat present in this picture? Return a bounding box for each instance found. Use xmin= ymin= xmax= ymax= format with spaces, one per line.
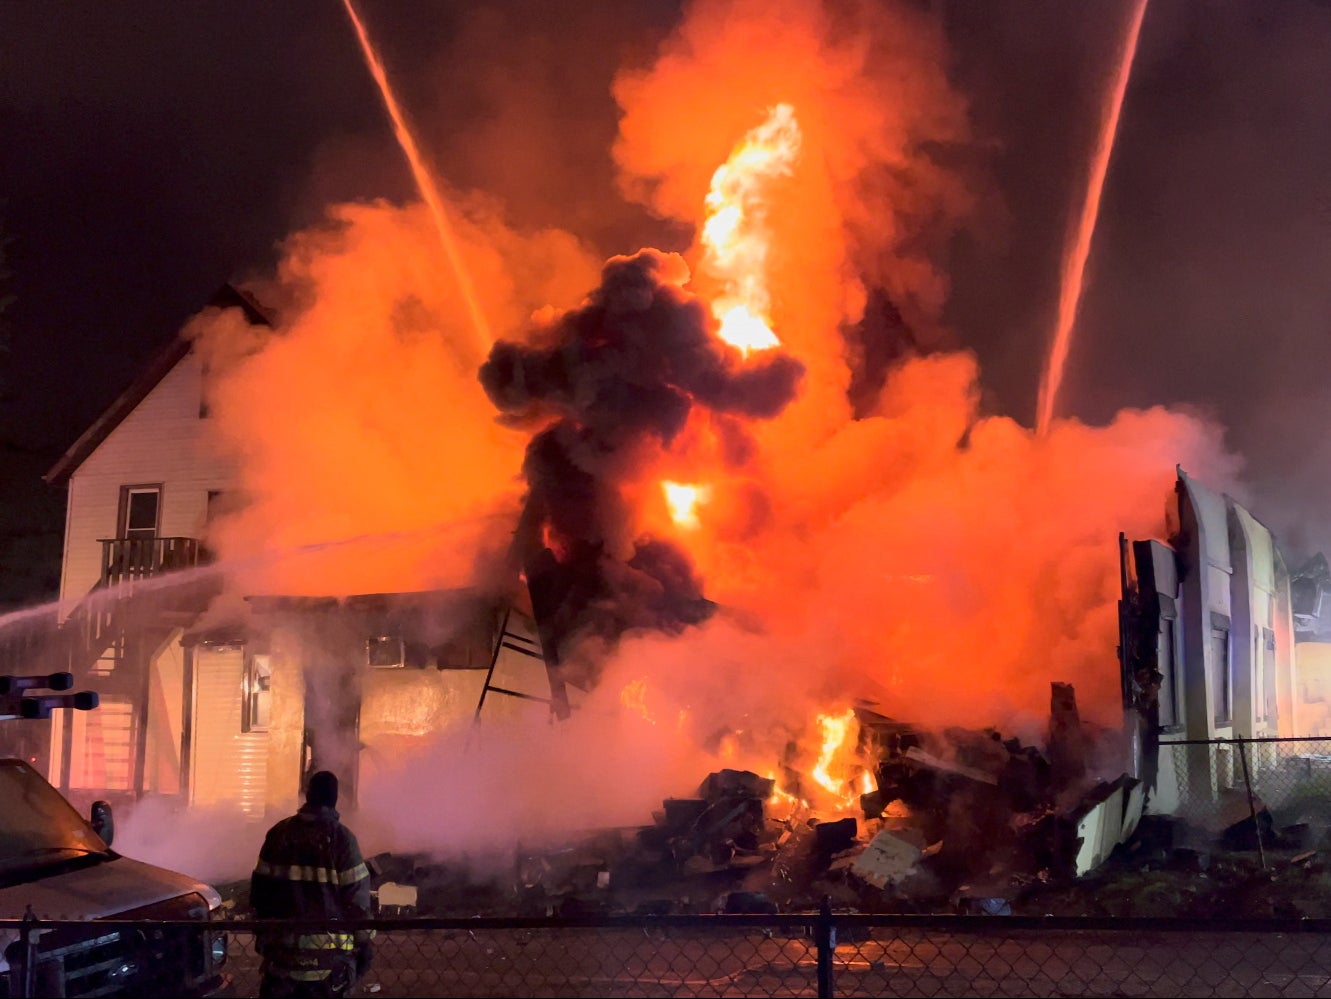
xmin=251 ymin=804 xmax=374 ymax=986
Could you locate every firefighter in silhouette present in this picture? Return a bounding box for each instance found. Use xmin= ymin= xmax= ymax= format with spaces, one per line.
xmin=251 ymin=771 xmax=374 ymax=997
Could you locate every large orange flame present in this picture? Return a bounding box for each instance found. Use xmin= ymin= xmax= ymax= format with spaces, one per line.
xmin=699 ymin=103 xmax=801 ymax=355
xmin=810 ymin=707 xmax=856 ymax=796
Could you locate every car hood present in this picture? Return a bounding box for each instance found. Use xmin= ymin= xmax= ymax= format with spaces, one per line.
xmin=0 ymin=854 xmax=221 ymax=920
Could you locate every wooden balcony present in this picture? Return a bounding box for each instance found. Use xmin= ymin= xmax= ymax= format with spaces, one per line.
xmin=98 ymin=536 xmax=209 ymax=587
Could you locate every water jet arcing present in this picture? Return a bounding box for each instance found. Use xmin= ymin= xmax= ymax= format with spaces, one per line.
xmin=1035 ymin=0 xmax=1148 ymax=436
xmin=0 ymin=517 xmax=507 ymax=643
xmin=340 ymin=0 xmax=492 ymax=358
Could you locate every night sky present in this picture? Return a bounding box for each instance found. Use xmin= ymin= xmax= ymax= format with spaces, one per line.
xmin=1 ymin=0 xmax=1329 ymax=607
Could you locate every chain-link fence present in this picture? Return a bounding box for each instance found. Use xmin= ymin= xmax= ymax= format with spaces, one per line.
xmin=1159 ymin=737 xmax=1331 ymax=834
xmin=6 ymin=910 xmax=1331 ymax=997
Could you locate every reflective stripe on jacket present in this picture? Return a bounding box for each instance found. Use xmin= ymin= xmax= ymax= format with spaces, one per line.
xmin=253 ymin=860 xmax=371 ymax=886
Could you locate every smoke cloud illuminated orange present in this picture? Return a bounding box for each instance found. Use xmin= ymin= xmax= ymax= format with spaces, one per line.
xmin=590 ymin=0 xmax=1241 ymax=762
xmin=189 ymin=195 xmax=600 ymax=599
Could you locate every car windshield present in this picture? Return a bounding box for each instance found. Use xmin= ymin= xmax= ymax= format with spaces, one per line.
xmin=0 ymin=760 xmax=108 ymax=877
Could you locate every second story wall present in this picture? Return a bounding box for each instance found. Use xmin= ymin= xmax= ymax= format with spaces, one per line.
xmin=60 ymin=348 xmax=238 ymax=604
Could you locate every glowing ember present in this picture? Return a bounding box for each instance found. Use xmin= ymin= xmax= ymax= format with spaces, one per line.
xmin=765 ymin=773 xmax=807 ymax=820
xmin=718 ymin=733 xmax=740 ymax=762
xmin=883 ymin=799 xmax=911 ymax=820
xmin=662 ymin=480 xmax=711 ymax=529
xmin=699 ymin=103 xmax=802 ymax=355
xmin=619 ymin=678 xmax=656 ymax=725
xmin=810 ymin=708 xmax=857 ymax=795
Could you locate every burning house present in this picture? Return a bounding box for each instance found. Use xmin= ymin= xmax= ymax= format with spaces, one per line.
xmin=10 ymin=0 xmax=1326 ymax=907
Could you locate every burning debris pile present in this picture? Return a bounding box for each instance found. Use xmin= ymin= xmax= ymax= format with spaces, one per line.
xmin=846 ymin=690 xmax=1145 ymax=902
xmin=206 ymin=682 xmax=1302 ymax=922
xmin=437 ymin=682 xmax=1149 ymax=918
xmin=639 ymin=768 xmax=778 ymax=878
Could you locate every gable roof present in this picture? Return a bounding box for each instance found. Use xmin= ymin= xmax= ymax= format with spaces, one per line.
xmin=44 ymin=284 xmax=270 ymax=487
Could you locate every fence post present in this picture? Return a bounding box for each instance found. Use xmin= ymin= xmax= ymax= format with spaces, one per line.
xmin=18 ymin=905 xmax=37 ymax=999
xmin=1235 ymin=738 xmax=1267 ymax=870
xmin=815 ymin=895 xmax=835 ymax=998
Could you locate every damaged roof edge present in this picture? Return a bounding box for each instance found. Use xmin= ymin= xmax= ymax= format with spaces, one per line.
xmin=43 ymin=282 xmax=272 ymax=488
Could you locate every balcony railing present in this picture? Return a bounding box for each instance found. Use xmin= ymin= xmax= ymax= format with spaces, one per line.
xmin=98 ymin=537 xmax=208 ymax=587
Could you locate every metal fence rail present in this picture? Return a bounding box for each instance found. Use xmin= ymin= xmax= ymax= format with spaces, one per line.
xmin=1160 ymin=736 xmax=1331 ymax=832
xmin=6 ymin=910 xmax=1331 ymax=998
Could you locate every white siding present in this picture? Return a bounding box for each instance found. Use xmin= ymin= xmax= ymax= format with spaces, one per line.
xmin=191 ymin=647 xmax=268 ymax=818
xmin=1178 ymin=470 xmax=1235 ymax=742
xmin=59 ymin=350 xmax=238 ymax=605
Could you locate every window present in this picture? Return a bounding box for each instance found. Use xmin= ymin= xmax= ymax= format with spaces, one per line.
xmin=1211 ymin=612 xmax=1232 ymax=725
xmin=1262 ymin=627 xmax=1277 ymax=722
xmin=242 ymin=655 xmax=272 ymax=733
xmin=367 ymin=635 xmax=405 ymax=668
xmin=205 ymin=489 xmax=248 ymax=522
xmin=119 ymin=486 xmax=161 ymax=540
xmin=1158 ymin=616 xmax=1179 ymax=727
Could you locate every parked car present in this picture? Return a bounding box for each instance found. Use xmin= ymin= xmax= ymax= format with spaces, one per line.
xmin=0 ymin=757 xmax=228 ymax=997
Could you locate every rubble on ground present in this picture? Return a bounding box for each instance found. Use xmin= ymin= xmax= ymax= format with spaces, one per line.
xmin=214 ymin=682 xmax=1331 ymax=921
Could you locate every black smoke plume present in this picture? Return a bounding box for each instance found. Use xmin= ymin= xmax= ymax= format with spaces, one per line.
xmin=480 ymin=249 xmax=803 ymax=691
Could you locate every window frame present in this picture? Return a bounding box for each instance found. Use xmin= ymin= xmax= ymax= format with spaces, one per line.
xmin=117 ymin=484 xmax=163 ymax=541
xmin=242 ymin=653 xmax=273 ymax=733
